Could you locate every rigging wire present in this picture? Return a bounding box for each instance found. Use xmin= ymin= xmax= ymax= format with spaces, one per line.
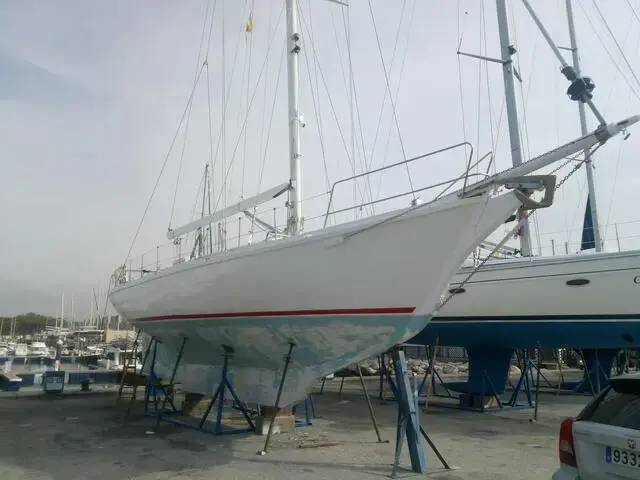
xmin=240 ymin=0 xmax=256 ymax=201
xmin=481 ymin=0 xmax=497 ymax=162
xmin=367 ymin=0 xmax=408 ymax=171
xmin=123 ymin=64 xmax=208 ymax=267
xmin=209 ymin=3 xmax=286 ymax=218
xmin=590 ymin=0 xmax=640 ymax=94
xmin=297 ymin=8 xmax=370 ymax=206
xmin=255 ymin=45 xmax=287 ymax=218
xmin=366 ymin=0 xmax=416 ymax=199
xmin=207 ymin=0 xmax=250 ymax=199
xmin=169 ymin=0 xmax=217 ymax=229
xmin=507 ymin=0 xmax=530 ymax=165
xmin=509 ymin=0 xmax=543 ymax=253
xmin=369 ymin=0 xmax=418 ymax=203
xmin=600 ymin=13 xmax=640 ymax=241
xmin=300 ymin=0 xmax=331 ymax=194
xmin=258 ymin=1 xmax=273 ymax=189
xmin=475 ymin=2 xmax=483 ymax=174
xmin=205 ymin=63 xmax=215 ymax=214
xmin=304 ymin=0 xmax=331 ymax=193
xmin=329 ymin=9 xmax=351 ymax=114
xmin=251 ymin=1 xmax=280 ymax=240
xmin=456 ymin=0 xmax=470 ymax=162
xmin=601 ymin=14 xmax=635 ymax=118
xmin=562 ymin=2 xmax=639 ymax=245
xmin=345 ymin=5 xmax=357 ymax=218
xmin=627 ymin=0 xmax=640 ymax=24
xmin=340 ymin=5 xmax=376 ymax=216
xmin=323 ymin=4 xmax=372 ymax=212
xmin=508 ymin=1 xmax=532 ymax=163
xmin=576 ymin=0 xmax=640 ymax=102
xmin=602 ymin=87 xmax=634 ymax=242
xmin=372 ymin=0 xmax=417 ymax=203
xmin=221 ymin=0 xmax=227 ymax=235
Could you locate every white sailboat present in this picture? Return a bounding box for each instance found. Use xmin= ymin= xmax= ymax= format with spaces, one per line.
xmin=422 ymin=0 xmax=640 ymax=350
xmin=108 ymin=1 xmax=572 ymax=407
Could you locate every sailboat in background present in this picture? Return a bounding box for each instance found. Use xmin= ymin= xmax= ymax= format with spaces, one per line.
xmin=105 ymin=1 xmax=572 ymax=407
xmin=415 ymin=0 xmax=640 ymax=355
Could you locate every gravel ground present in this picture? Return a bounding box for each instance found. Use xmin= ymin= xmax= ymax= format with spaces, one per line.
xmin=0 ymin=377 xmax=592 ymax=480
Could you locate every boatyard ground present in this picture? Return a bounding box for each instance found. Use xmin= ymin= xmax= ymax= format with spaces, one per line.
xmin=0 ymin=377 xmax=589 ymax=480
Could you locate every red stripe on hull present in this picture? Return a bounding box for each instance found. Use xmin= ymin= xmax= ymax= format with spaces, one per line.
xmin=133 ymin=306 xmax=417 ymax=322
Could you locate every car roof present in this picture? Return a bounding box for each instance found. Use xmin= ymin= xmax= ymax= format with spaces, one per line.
xmin=610 ymin=373 xmax=640 ymax=394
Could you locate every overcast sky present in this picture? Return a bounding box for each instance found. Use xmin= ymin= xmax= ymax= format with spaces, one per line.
xmin=1 ymin=0 xmax=640 ymax=319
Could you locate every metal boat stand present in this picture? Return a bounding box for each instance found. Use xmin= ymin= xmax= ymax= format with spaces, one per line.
xmin=149 ymin=336 xmax=187 ymax=425
xmin=559 ymin=348 xmax=617 ymax=396
xmin=291 ymin=394 xmax=316 ymax=427
xmin=140 ymin=337 xmax=185 ymax=421
xmin=195 ymin=344 xmax=255 ymax=435
xmin=144 ymin=342 xmax=255 ymax=436
xmin=385 ymin=346 xmax=450 ymax=477
xmin=420 ymin=347 xmax=535 ymax=413
xmin=258 ymin=341 xmax=296 ymax=455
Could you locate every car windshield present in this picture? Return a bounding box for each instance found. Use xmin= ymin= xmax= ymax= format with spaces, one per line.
xmin=581 ymin=376 xmax=640 ymax=430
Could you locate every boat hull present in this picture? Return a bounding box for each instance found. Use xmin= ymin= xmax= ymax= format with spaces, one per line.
xmin=141 ymin=312 xmax=428 ymax=405
xmin=413 ymin=250 xmax=640 ymax=349
xmin=110 ymin=191 xmax=522 ymax=406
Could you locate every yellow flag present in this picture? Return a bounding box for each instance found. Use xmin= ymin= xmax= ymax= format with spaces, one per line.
xmin=246 ymin=12 xmax=253 ymax=33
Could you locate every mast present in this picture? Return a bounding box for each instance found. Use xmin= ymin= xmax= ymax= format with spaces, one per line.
xmin=89 ymin=290 xmax=94 ymax=328
xmin=207 ymin=164 xmax=213 ymax=255
xmin=60 ymin=292 xmax=65 ymax=329
xmin=495 ymin=0 xmax=532 ymax=257
xmin=198 ymin=164 xmax=209 ymax=257
xmin=285 ymin=0 xmax=304 ymax=235
xmin=565 ymin=0 xmax=602 ymax=251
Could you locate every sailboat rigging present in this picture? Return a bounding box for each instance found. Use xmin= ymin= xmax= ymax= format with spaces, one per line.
xmin=107 ymin=1 xmax=604 ymax=407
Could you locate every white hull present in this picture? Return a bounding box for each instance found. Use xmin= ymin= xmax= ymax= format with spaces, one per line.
xmin=441 ymin=249 xmax=640 ymax=318
xmin=110 ymin=192 xmax=522 ymax=406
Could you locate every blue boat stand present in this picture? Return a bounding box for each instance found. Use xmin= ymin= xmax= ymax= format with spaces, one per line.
xmin=384 ymin=346 xmax=451 ymax=476
xmin=381 ymin=346 xmax=539 ymax=413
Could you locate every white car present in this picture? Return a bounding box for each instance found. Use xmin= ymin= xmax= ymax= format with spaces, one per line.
xmin=553 ymin=373 xmax=640 ymax=480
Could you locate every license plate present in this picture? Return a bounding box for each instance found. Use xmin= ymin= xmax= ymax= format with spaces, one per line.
xmin=606 ymin=446 xmax=640 ymax=468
